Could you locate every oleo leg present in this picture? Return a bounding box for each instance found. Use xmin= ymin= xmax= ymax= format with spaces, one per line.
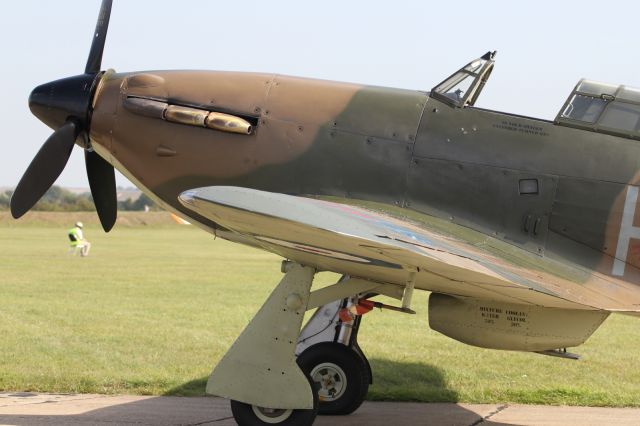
xmin=206 ymin=262 xmax=316 ymax=409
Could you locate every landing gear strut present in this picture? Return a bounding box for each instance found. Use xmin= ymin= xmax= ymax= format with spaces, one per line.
xmin=206 ymin=263 xmax=318 ymax=426
xmin=208 ymin=264 xmax=387 ymax=425
xmin=296 ymin=294 xmax=373 ymax=415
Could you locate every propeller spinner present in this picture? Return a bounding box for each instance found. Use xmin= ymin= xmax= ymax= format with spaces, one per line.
xmin=11 ymin=0 xmax=117 ymax=232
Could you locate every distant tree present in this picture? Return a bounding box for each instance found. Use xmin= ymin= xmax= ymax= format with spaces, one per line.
xmin=0 ymin=186 xmax=158 ymax=212
xmin=3 ymin=186 xmax=98 ymax=212
xmin=132 ymin=193 xmax=158 ymax=211
xmin=0 ymin=190 xmax=11 ymax=210
xmin=74 ymin=197 xmax=95 ymax=211
xmin=117 ymin=192 xmax=158 ymax=211
xmin=0 ymin=186 xmax=86 ymax=211
xmin=117 ymin=198 xmax=134 ymax=211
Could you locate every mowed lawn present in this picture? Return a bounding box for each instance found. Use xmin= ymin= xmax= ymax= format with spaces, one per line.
xmin=0 ymin=213 xmax=639 ymax=406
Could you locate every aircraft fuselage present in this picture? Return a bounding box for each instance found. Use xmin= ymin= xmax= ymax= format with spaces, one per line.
xmin=89 ymin=69 xmax=640 ymax=287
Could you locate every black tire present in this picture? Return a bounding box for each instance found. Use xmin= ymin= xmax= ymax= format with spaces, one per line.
xmin=229 ymin=377 xmax=319 ymax=426
xmin=351 ymin=342 xmax=373 ymax=385
xmin=297 ymin=342 xmax=369 ymax=415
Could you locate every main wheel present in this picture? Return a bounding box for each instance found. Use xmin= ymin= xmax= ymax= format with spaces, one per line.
xmin=230 ymin=377 xmax=319 ymax=426
xmin=297 ymin=342 xmax=369 ymax=415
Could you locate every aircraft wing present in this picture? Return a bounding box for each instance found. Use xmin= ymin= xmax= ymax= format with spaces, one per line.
xmin=179 ymin=186 xmax=640 ymax=313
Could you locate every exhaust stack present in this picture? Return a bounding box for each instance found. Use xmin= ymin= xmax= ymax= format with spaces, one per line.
xmin=124 ymin=97 xmax=253 ymax=135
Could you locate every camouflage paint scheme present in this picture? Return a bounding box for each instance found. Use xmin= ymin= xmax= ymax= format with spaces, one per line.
xmin=88 ymin=65 xmax=640 ymax=314
xmin=19 ymin=1 xmax=640 ymax=419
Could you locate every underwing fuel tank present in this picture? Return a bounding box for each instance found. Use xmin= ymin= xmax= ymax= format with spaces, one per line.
xmin=428 ymin=293 xmax=609 ymax=352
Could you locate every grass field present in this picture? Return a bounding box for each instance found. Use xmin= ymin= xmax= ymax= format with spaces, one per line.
xmin=1 ymin=212 xmax=639 ymax=406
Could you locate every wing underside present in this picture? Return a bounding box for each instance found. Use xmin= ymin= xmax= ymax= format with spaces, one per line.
xmin=179 ymin=186 xmax=640 ymax=313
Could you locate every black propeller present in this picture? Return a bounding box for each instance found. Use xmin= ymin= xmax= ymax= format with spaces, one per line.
xmin=11 ymin=0 xmax=117 ymax=232
xmin=86 ymin=149 xmax=117 ymax=231
xmin=85 ymin=0 xmax=113 ymax=75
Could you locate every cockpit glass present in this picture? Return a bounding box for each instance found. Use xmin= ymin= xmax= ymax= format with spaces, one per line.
xmin=438 ymin=74 xmax=475 ymax=104
xmin=431 ymin=52 xmax=495 ymax=108
xmin=556 ymin=79 xmax=640 ymax=140
xmin=599 ymin=103 xmax=640 ymax=132
xmin=561 ymin=94 xmax=608 ymax=123
xmin=464 ymin=60 xmax=484 ymax=73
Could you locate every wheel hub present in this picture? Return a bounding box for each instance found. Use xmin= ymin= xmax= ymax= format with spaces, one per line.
xmin=251 ymin=405 xmax=293 ymax=424
xmin=310 ymin=362 xmax=347 ymax=401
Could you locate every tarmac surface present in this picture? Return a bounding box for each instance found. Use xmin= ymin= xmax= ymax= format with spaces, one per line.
xmin=1 ymin=392 xmax=639 ymax=425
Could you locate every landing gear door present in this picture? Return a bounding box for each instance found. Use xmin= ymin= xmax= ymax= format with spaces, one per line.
xmin=430 ymin=51 xmax=496 ymax=108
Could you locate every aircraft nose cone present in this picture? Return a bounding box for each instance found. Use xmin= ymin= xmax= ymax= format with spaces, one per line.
xmin=29 ymin=73 xmax=98 ymax=131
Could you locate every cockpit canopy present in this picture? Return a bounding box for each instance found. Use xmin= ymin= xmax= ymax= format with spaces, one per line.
xmin=431 ymin=51 xmax=496 ymax=108
xmin=556 ymin=79 xmax=640 ymax=140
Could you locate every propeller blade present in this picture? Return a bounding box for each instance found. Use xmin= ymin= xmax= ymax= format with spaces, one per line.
xmin=84 ymin=0 xmax=113 ymax=74
xmin=85 ymin=149 xmax=117 ymax=232
xmin=11 ymin=121 xmax=79 ymax=219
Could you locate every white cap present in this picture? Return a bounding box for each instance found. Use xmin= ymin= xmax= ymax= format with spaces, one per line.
xmin=75 ymin=222 xmax=83 ymax=228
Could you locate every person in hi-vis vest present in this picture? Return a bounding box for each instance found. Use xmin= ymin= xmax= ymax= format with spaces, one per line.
xmin=68 ymin=222 xmax=91 ymax=257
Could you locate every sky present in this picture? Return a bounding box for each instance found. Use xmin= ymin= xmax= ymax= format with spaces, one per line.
xmin=1 ymin=0 xmax=639 ymax=188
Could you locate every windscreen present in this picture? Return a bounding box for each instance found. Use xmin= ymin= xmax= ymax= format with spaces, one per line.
xmin=431 ymin=52 xmax=496 ymax=108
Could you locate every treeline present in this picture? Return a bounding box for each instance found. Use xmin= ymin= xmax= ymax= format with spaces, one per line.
xmin=0 ymin=186 xmax=158 ymax=212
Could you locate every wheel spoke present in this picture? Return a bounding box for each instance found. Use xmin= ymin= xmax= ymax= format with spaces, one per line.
xmin=297 ymin=342 xmax=370 ymax=415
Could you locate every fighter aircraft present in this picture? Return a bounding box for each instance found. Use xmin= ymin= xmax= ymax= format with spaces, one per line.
xmin=11 ymin=1 xmax=640 ymax=425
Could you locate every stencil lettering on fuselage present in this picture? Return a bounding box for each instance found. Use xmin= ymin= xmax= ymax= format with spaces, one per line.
xmin=613 ymin=186 xmax=640 ymax=276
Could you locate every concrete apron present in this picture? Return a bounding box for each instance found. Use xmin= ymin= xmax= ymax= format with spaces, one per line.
xmin=2 ymin=393 xmax=640 ymax=426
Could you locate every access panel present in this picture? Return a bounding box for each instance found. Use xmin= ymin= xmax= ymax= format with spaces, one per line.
xmin=405 ymin=157 xmax=558 ymax=254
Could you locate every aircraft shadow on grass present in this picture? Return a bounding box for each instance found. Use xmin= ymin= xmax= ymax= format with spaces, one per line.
xmin=166 ymin=358 xmax=459 ymax=400
xmin=0 ymin=361 xmax=512 ymax=426
xmin=153 ymin=358 xmax=513 ymax=425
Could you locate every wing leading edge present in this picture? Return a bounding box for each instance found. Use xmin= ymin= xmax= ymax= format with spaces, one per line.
xmin=179 ymin=186 xmax=640 ymax=313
